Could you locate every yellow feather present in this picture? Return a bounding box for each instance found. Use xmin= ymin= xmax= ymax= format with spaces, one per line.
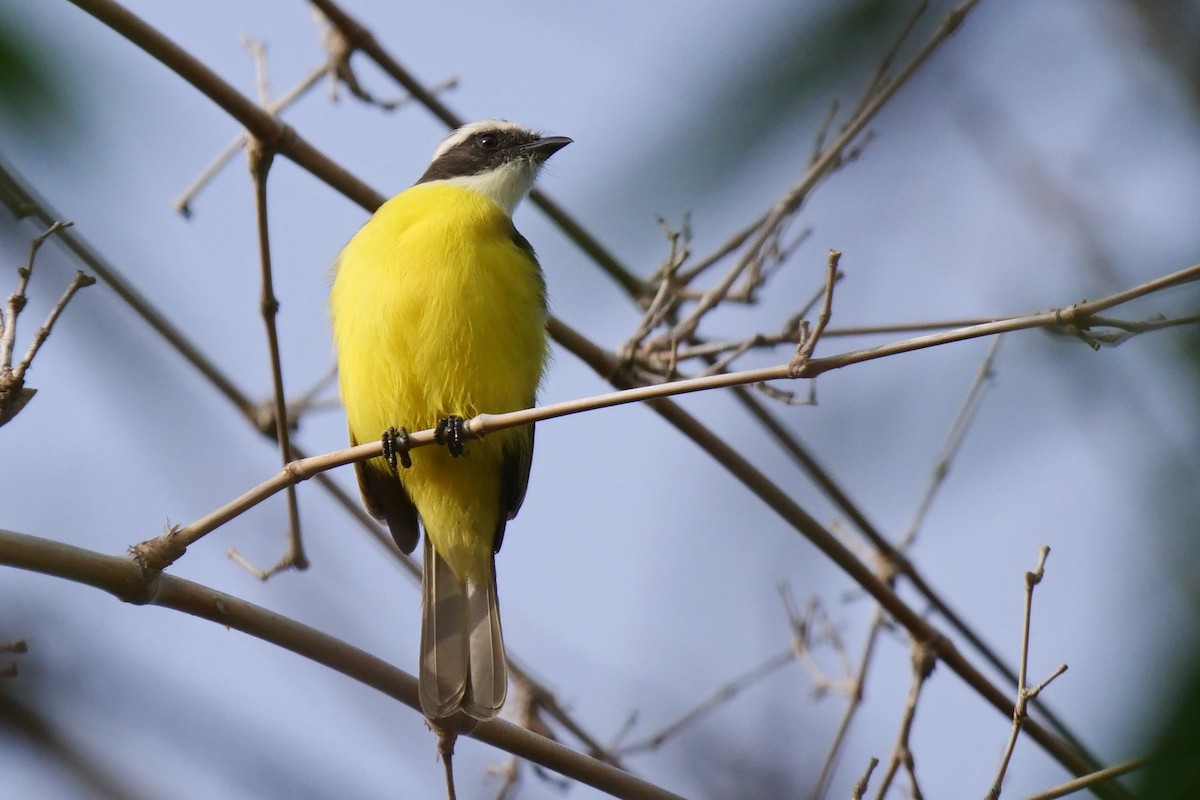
xmin=330 ymin=181 xmax=548 ymax=581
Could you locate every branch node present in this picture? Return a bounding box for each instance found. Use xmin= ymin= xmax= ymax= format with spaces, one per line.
xmin=129 ymin=523 xmax=189 ymax=576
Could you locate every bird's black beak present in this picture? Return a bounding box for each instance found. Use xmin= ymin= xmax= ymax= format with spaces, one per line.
xmin=518 ymin=136 xmax=572 ymax=160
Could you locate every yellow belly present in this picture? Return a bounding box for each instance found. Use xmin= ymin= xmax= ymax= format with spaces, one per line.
xmin=330 ymin=182 xmax=548 ymax=578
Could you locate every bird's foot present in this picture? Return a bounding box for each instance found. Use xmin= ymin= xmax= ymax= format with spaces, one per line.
xmin=435 ymin=416 xmax=468 ymax=457
xmin=382 ymin=427 xmax=412 ymax=472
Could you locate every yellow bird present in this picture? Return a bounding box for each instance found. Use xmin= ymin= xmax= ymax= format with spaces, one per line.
xmin=330 ymin=120 xmax=569 ymax=725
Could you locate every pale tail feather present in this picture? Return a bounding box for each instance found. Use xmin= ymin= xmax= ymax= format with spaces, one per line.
xmin=462 ymin=564 xmax=507 ymax=719
xmin=419 ymin=538 xmax=508 ymax=721
xmin=420 ymin=536 xmax=468 ymax=719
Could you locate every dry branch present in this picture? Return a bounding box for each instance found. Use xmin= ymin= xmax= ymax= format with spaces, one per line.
xmin=986 ymin=546 xmax=1069 ymax=800
xmin=0 ymin=220 xmax=94 ymax=427
xmin=0 ymin=528 xmax=684 ymax=800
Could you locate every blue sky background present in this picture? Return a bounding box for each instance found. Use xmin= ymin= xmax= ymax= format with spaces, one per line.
xmin=2 ymin=1 xmax=1199 ymax=798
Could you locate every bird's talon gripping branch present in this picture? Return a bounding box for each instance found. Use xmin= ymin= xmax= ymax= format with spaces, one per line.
xmin=382 ymin=427 xmax=412 ymax=472
xmin=435 ymin=415 xmax=468 ymax=457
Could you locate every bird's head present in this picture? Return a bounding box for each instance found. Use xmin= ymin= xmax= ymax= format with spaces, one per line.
xmin=416 ymin=120 xmax=571 ymax=215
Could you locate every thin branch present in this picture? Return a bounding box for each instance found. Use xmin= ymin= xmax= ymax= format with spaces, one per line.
xmin=1 ymin=220 xmax=73 ymax=368
xmin=666 ymin=0 xmax=983 ymax=346
xmin=800 ymin=261 xmax=1200 ymax=377
xmin=173 ymin=60 xmax=327 ymax=217
xmin=813 ymin=338 xmax=1001 ymax=797
xmin=615 ymin=649 xmax=795 ymax=755
xmin=809 ymin=606 xmax=886 ymax=800
xmin=873 ymin=638 xmax=937 ymax=800
xmin=986 ymin=546 xmax=1068 ymax=800
xmin=822 ymin=317 xmax=1006 ymax=337
xmin=619 ymin=215 xmax=691 ymax=368
xmin=897 ymin=335 xmax=1002 ymax=549
xmin=174 ymin=17 xmax=458 ymax=216
xmin=736 ymin=360 xmax=1102 ymax=781
xmin=224 ymin=134 xmax=308 ymax=578
xmin=0 ymin=528 xmax=685 ymax=800
xmin=116 ymin=301 xmax=1059 ymax=572
xmin=11 ymin=270 xmax=96 ymax=385
xmin=505 ymin=660 xmax=625 ymax=768
xmin=1020 ymin=756 xmax=1150 ymax=800
xmin=852 ymin=757 xmax=879 ymax=800
xmin=850 ymin=1 xmax=929 ymax=118
xmin=791 ymin=249 xmax=840 ymax=370
xmin=0 ymin=221 xmax=93 ymax=427
xmin=782 ymin=590 xmax=855 ymax=699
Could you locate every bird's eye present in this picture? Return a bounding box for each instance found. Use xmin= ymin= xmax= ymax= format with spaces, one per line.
xmin=477 ymin=133 xmax=500 ymax=150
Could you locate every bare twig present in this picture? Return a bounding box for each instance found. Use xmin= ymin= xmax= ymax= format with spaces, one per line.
xmin=174 ymin=11 xmax=458 ymax=216
xmin=506 ymin=660 xmax=624 ymax=768
xmin=850 ymin=1 xmax=929 ymax=119
xmin=438 ymin=729 xmax=460 ymax=800
xmin=223 ymin=135 xmax=308 ymax=578
xmin=792 ymin=249 xmax=840 ymax=370
xmin=0 ymin=221 xmax=94 ymax=427
xmin=852 ymin=757 xmax=880 ymax=800
xmin=809 ymin=606 xmax=886 ymax=800
xmin=488 ymin=676 xmax=572 ymax=798
xmin=665 ymin=0 xmax=983 ymax=347
xmin=272 ymin=361 xmax=340 ymax=430
xmin=10 ymin=270 xmax=95 ymax=387
xmin=619 ymin=216 xmax=692 ymax=375
xmin=873 ymin=638 xmax=937 ymax=800
xmin=897 ymin=336 xmax=1002 ymax=549
xmin=125 ymin=285 xmax=1111 ymax=574
xmin=614 ymin=649 xmax=796 ymax=756
xmin=986 ymin=546 xmax=1068 ymax=800
xmin=1020 ymin=756 xmax=1149 ymax=800
xmin=782 ymin=590 xmax=855 ymax=699
xmin=811 ymin=339 xmax=1000 ymax=798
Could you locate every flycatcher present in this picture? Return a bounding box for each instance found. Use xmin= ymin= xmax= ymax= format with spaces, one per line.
xmin=330 ymin=120 xmax=569 ymax=725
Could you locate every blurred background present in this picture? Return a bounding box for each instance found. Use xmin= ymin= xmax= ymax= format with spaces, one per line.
xmin=2 ymin=0 xmax=1199 ymax=797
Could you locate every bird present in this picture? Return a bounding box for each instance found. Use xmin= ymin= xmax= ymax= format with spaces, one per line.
xmin=329 ymin=120 xmax=569 ymax=727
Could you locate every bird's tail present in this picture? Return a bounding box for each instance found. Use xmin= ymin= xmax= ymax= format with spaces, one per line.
xmin=419 ymin=536 xmax=507 ymax=722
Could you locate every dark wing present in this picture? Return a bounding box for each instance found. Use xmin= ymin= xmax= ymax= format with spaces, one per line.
xmin=494 ymin=422 xmax=535 ymax=554
xmin=509 ymin=227 xmax=547 ymax=309
xmin=492 ymin=225 xmax=546 ymax=555
xmin=350 ymin=430 xmax=420 ymax=553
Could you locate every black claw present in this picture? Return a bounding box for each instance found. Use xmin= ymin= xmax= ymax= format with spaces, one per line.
xmin=434 ymin=415 xmax=467 ymax=457
xmin=382 ymin=427 xmax=412 ymax=472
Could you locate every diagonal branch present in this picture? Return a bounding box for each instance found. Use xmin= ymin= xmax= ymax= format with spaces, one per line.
xmin=0 ymin=528 xmax=684 ymax=800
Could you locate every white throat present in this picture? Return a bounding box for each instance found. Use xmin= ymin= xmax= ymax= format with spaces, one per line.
xmin=439 ymin=159 xmax=538 ymax=216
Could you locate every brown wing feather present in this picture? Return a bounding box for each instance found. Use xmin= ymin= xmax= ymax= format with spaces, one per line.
xmin=350 ymin=430 xmax=420 ymax=553
xmin=493 ymin=422 xmax=534 ymax=553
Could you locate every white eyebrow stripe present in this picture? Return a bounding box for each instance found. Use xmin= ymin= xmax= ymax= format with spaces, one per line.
xmin=430 ymin=119 xmax=531 ymax=161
